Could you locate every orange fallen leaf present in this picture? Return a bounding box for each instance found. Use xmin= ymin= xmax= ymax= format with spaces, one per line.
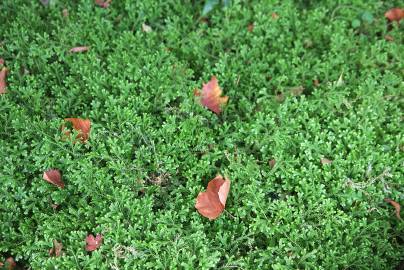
xmin=49 ymin=240 xmax=63 ymax=257
xmin=384 ymin=8 xmax=404 ymax=22
xmin=85 ymin=234 xmax=103 ymax=251
xmin=195 ymin=175 xmax=230 ymax=220
xmin=43 ymin=169 xmax=64 ymax=188
xmin=320 ymin=158 xmax=332 ymax=165
xmin=95 ymin=0 xmax=111 ymax=8
xmin=194 ymin=76 xmax=228 ymax=115
xmin=0 ymin=67 xmax=8 ymax=94
xmin=384 ymin=198 xmax=401 ymax=219
xmin=69 ymin=46 xmax=89 ymax=53
xmin=0 ymin=257 xmax=16 ymax=270
xmin=63 ymin=118 xmax=91 ymax=143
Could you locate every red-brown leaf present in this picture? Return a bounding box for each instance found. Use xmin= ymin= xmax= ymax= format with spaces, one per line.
xmin=0 ymin=58 xmax=4 ymax=66
xmin=95 ymin=0 xmax=111 ymax=8
xmin=43 ymin=169 xmax=64 ymax=188
xmin=195 ymin=76 xmax=228 ymax=114
xmin=0 ymin=67 xmax=8 ymax=94
xmin=69 ymin=46 xmax=89 ymax=53
xmin=85 ymin=234 xmax=103 ymax=251
xmin=247 ymin=23 xmax=254 ymax=32
xmin=269 ymin=159 xmax=276 ymax=169
xmin=0 ymin=257 xmax=16 ymax=270
xmin=384 ymin=198 xmax=401 ymax=219
xmin=385 ymin=8 xmax=404 ymax=22
xmin=195 ymin=175 xmax=230 ymax=220
xmin=49 ymin=240 xmax=63 ymax=257
xmin=63 ymin=118 xmax=91 ymax=143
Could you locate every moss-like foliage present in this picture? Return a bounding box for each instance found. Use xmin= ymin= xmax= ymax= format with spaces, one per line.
xmin=0 ymin=0 xmax=403 ymax=269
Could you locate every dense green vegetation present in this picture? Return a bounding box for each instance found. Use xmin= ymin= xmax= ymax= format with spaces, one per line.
xmin=0 ymin=0 xmax=403 ymax=269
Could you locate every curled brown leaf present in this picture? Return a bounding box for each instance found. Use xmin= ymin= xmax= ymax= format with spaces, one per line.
xmin=43 ymin=169 xmax=64 ymax=188
xmin=63 ymin=118 xmax=91 ymax=143
xmin=195 ymin=175 xmax=230 ymax=220
xmin=385 ymin=8 xmax=404 ymax=22
xmin=0 ymin=67 xmax=8 ymax=94
xmin=86 ymin=234 xmax=103 ymax=251
xmin=195 ymin=76 xmax=228 ymax=115
xmin=69 ymin=46 xmax=89 ymax=53
xmin=49 ymin=240 xmax=63 ymax=257
xmin=384 ymin=198 xmax=401 ymax=219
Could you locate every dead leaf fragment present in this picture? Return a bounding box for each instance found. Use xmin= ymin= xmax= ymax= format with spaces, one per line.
xmin=62 ymin=8 xmax=69 ymax=17
xmin=313 ymin=79 xmax=320 ymax=87
xmin=0 ymin=67 xmax=8 ymax=94
xmin=247 ymin=23 xmax=254 ymax=32
xmin=0 ymin=58 xmax=4 ymax=66
xmin=0 ymin=257 xmax=16 ymax=270
xmin=95 ymin=0 xmax=111 ymax=8
xmin=269 ymin=159 xmax=276 ymax=169
xmin=271 ymin=12 xmax=279 ymax=19
xmin=384 ymin=198 xmax=401 ymax=219
xmin=320 ymin=158 xmax=332 ymax=165
xmin=195 ymin=76 xmax=228 ymax=114
xmin=86 ymin=234 xmax=103 ymax=251
xmin=290 ymin=86 xmax=304 ymax=96
xmin=69 ymin=46 xmax=89 ymax=53
xmin=384 ymin=35 xmax=394 ymax=41
xmin=43 ymin=169 xmax=64 ymax=188
xmin=142 ymin=23 xmax=152 ymax=33
xmin=49 ymin=240 xmax=63 ymax=257
xmin=384 ymin=8 xmax=404 ymax=22
xmin=63 ymin=118 xmax=91 ymax=143
xmin=195 ymin=175 xmax=230 ymax=220
xmin=275 ymin=92 xmax=285 ymax=102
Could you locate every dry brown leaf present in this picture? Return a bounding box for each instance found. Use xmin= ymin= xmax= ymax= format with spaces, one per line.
xmin=275 ymin=92 xmax=285 ymax=102
xmin=271 ymin=12 xmax=279 ymax=19
xmin=194 ymin=76 xmax=228 ymax=115
xmin=320 ymin=158 xmax=332 ymax=165
xmin=384 ymin=198 xmax=401 ymax=219
xmin=385 ymin=8 xmax=404 ymax=22
xmin=269 ymin=159 xmax=276 ymax=169
xmin=195 ymin=175 xmax=230 ymax=220
xmin=95 ymin=0 xmax=111 ymax=8
xmin=0 ymin=257 xmax=16 ymax=270
xmin=69 ymin=46 xmax=89 ymax=53
xmin=313 ymin=79 xmax=320 ymax=87
xmin=290 ymin=86 xmax=304 ymax=96
xmin=0 ymin=58 xmax=4 ymax=66
xmin=63 ymin=118 xmax=91 ymax=143
xmin=86 ymin=234 xmax=103 ymax=251
xmin=142 ymin=23 xmax=152 ymax=33
xmin=0 ymin=67 xmax=8 ymax=94
xmin=49 ymin=240 xmax=63 ymax=257
xmin=43 ymin=169 xmax=64 ymax=188
xmin=247 ymin=23 xmax=254 ymax=32
xmin=62 ymin=8 xmax=69 ymax=17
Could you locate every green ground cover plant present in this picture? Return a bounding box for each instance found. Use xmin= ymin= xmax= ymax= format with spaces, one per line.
xmin=0 ymin=0 xmax=403 ymax=269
